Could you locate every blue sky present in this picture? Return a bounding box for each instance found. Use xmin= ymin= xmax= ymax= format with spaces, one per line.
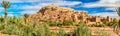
xmin=0 ymin=0 xmax=120 ymax=18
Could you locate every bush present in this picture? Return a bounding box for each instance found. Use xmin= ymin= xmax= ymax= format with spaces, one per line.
xmin=51 ymin=32 xmax=57 ymax=36
xmin=0 ymin=17 xmax=52 ymax=36
xmin=96 ymin=30 xmax=110 ymax=36
xmin=1 ymin=24 xmax=19 ymax=35
xmin=73 ymin=22 xmax=92 ymax=36
xmin=17 ymin=22 xmax=51 ymax=36
xmin=63 ymin=20 xmax=75 ymax=26
xmin=108 ymin=18 xmax=118 ymax=27
xmin=46 ymin=19 xmax=75 ymax=26
xmin=88 ymin=24 xmax=106 ymax=27
xmin=58 ymin=28 xmax=67 ymax=36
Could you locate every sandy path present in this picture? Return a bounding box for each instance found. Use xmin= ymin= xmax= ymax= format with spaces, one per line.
xmin=0 ymin=33 xmax=16 ymax=36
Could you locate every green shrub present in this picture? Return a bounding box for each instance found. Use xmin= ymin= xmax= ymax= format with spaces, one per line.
xmin=63 ymin=20 xmax=75 ymax=26
xmin=96 ymin=30 xmax=110 ymax=36
xmin=58 ymin=28 xmax=66 ymax=36
xmin=0 ymin=17 xmax=4 ymax=22
xmin=45 ymin=19 xmax=75 ymax=26
xmin=0 ymin=17 xmax=52 ymax=36
xmin=73 ymin=22 xmax=92 ymax=36
xmin=0 ymin=21 xmax=4 ymax=30
xmin=51 ymin=32 xmax=57 ymax=36
xmin=1 ymin=24 xmax=18 ymax=35
xmin=108 ymin=18 xmax=118 ymax=27
xmin=17 ymin=22 xmax=51 ymax=36
xmin=88 ymin=24 xmax=106 ymax=27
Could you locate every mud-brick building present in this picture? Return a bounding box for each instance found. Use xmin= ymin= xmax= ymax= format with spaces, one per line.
xmin=30 ymin=4 xmax=118 ymax=24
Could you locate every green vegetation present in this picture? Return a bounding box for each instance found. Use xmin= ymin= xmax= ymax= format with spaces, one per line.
xmin=45 ymin=19 xmax=75 ymax=27
xmin=58 ymin=28 xmax=67 ymax=36
xmin=88 ymin=24 xmax=106 ymax=27
xmin=109 ymin=18 xmax=118 ymax=27
xmin=73 ymin=22 xmax=92 ymax=36
xmin=96 ymin=30 xmax=110 ymax=36
xmin=0 ymin=17 xmax=51 ymax=36
xmin=88 ymin=19 xmax=118 ymax=27
xmin=103 ymin=19 xmax=109 ymax=26
xmin=0 ymin=16 xmax=93 ymax=36
xmin=114 ymin=7 xmax=120 ymax=34
xmin=24 ymin=13 xmax=30 ymax=23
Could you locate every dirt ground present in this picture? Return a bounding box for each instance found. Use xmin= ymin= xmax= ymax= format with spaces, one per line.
xmin=89 ymin=27 xmax=119 ymax=36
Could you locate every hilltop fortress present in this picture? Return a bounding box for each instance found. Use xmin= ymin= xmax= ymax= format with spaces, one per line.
xmin=30 ymin=4 xmax=119 ymax=24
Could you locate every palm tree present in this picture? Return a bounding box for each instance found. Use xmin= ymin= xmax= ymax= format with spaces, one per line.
xmin=24 ymin=13 xmax=29 ymax=23
xmin=114 ymin=7 xmax=120 ymax=34
xmin=1 ymin=0 xmax=11 ymax=23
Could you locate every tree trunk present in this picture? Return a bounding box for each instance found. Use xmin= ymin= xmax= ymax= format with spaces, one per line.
xmin=24 ymin=18 xmax=27 ymax=24
xmin=118 ymin=20 xmax=120 ymax=27
xmin=4 ymin=9 xmax=7 ymax=24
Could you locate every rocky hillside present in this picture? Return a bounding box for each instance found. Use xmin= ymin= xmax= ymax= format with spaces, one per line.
xmin=30 ymin=4 xmax=117 ymax=24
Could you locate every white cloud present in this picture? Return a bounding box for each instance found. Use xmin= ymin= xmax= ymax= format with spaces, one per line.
xmin=105 ymin=8 xmax=116 ymax=11
xmin=90 ymin=12 xmax=119 ymax=18
xmin=53 ymin=1 xmax=81 ymax=6
xmin=4 ymin=10 xmax=37 ymax=17
xmin=0 ymin=0 xmax=81 ymax=9
xmin=1 ymin=0 xmax=53 ymax=3
xmin=20 ymin=10 xmax=37 ymax=15
xmin=0 ymin=0 xmax=82 ymax=17
xmin=0 ymin=7 xmax=4 ymax=13
xmin=15 ymin=0 xmax=81 ymax=16
xmin=83 ymin=0 xmax=120 ymax=8
xmin=77 ymin=10 xmax=88 ymax=13
xmin=0 ymin=8 xmax=4 ymax=11
xmin=19 ymin=1 xmax=81 ymax=11
xmin=7 ymin=14 xmax=14 ymax=17
xmin=0 ymin=13 xmax=14 ymax=17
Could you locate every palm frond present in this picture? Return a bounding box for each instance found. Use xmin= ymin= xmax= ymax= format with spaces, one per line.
xmin=1 ymin=0 xmax=11 ymax=9
xmin=116 ymin=7 xmax=120 ymax=17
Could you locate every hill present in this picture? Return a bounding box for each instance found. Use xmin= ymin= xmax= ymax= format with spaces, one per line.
xmin=30 ymin=4 xmax=119 ymax=24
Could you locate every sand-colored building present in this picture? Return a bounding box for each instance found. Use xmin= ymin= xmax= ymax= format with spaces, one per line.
xmin=30 ymin=4 xmax=119 ymax=24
